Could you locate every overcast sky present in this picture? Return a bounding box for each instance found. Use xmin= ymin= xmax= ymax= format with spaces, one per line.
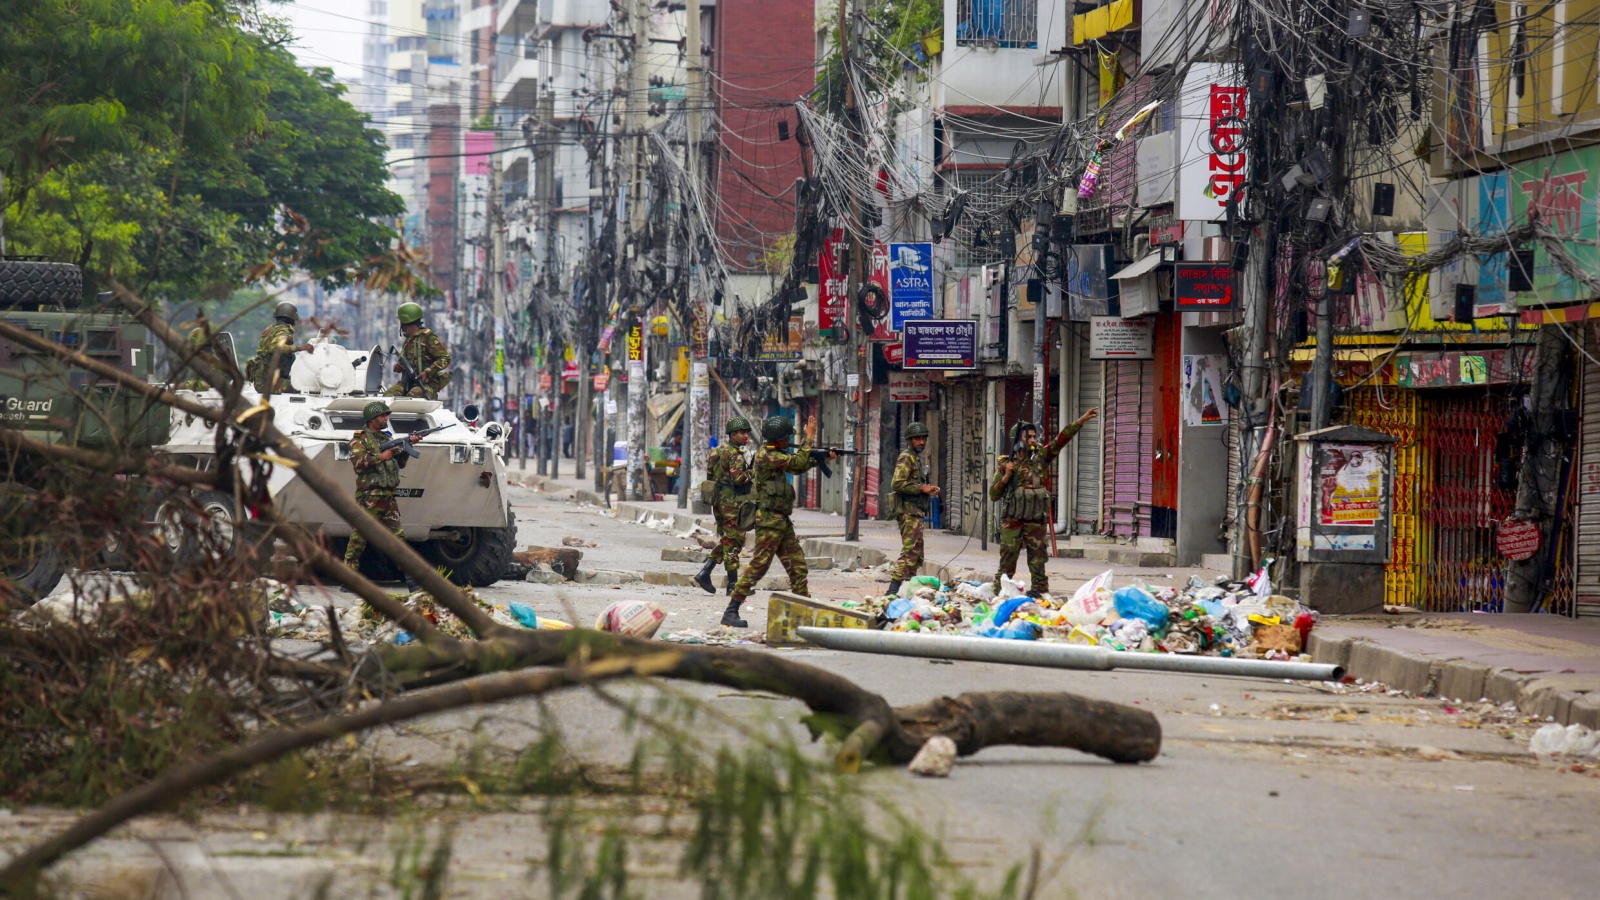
xmin=281 ymin=0 xmax=369 ymax=84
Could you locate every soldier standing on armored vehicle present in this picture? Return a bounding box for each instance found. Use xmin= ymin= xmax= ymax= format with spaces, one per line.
xmin=885 ymin=421 xmax=938 ymax=598
xmin=693 ymin=417 xmax=754 ymax=595
xmin=720 ymin=416 xmax=835 ymax=629
xmin=989 ymin=408 xmax=1098 ymax=598
xmin=248 ymin=301 xmax=313 ymax=394
xmin=344 ymin=401 xmax=422 ymax=585
xmin=386 ymin=301 xmax=452 ymax=399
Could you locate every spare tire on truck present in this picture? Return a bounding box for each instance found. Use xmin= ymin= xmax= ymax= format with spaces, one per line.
xmin=0 ymin=260 xmax=83 ymax=309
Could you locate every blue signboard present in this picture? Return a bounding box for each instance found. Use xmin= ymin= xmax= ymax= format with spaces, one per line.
xmin=902 ymin=319 xmax=977 ymax=370
xmin=888 ymin=242 xmax=936 ymax=330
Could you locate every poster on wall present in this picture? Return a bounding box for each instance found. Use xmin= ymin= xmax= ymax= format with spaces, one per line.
xmin=1317 ymin=445 xmax=1386 ymax=527
xmin=1182 ymin=354 xmax=1227 ymax=425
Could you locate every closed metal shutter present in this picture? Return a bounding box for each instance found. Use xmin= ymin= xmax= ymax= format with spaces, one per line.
xmin=1070 ymin=331 xmax=1103 ymax=533
xmin=1102 ymin=359 xmax=1153 ymax=537
xmin=1225 ymin=415 xmax=1242 ymax=552
xmin=819 ymin=392 xmax=849 ymax=514
xmin=1576 ymin=328 xmax=1600 ymax=618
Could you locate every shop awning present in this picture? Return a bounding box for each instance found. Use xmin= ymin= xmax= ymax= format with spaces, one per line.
xmin=1111 ymin=253 xmax=1164 ymax=280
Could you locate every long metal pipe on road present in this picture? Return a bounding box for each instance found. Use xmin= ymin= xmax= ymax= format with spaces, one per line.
xmin=795 ymin=627 xmax=1346 ymax=682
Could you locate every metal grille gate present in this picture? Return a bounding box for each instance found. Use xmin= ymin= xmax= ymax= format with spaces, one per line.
xmin=1103 ymin=359 xmax=1153 ymax=537
xmin=1350 ymin=387 xmax=1518 ymax=611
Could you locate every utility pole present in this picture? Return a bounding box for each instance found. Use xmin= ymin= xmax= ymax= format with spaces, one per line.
xmin=622 ymin=0 xmax=651 ymax=501
xmin=839 ymin=0 xmax=866 ymax=543
xmin=685 ymin=0 xmax=711 ymax=511
xmin=490 ymin=145 xmax=507 ymax=421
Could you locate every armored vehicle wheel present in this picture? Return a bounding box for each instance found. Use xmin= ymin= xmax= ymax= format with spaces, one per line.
xmin=1 ymin=483 xmax=68 ymax=607
xmin=422 ymin=507 xmax=515 ymax=587
xmin=0 ymin=260 xmax=83 ymax=309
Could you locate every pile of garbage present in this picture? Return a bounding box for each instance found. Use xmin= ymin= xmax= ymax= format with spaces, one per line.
xmin=852 ymin=567 xmax=1318 ymax=661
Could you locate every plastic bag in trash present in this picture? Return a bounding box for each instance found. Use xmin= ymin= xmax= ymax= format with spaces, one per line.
xmin=887 ymin=597 xmax=916 ymax=619
xmin=595 ymin=600 xmax=666 ymax=638
xmin=1108 ymin=617 xmax=1149 ymax=646
xmin=1530 ymin=723 xmax=1600 ymax=763
xmin=997 ymin=574 xmax=1030 ymax=599
xmin=955 ymin=581 xmax=996 ymax=602
xmin=976 ymin=619 xmax=1040 ymax=640
xmin=1113 ymin=586 xmax=1169 ymax=630
xmin=1246 ymin=563 xmax=1273 ymax=599
xmin=991 ymin=596 xmax=1035 ymax=627
xmin=508 ymin=602 xmax=541 ymax=629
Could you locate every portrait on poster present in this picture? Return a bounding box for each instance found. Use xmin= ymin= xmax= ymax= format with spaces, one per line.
xmin=1182 ymin=354 xmax=1227 ymax=426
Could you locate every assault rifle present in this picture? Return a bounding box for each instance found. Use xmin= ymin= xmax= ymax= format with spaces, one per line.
xmin=389 ymin=344 xmax=422 ymax=394
xmin=379 ymin=424 xmax=447 ymax=460
xmin=808 ymin=446 xmax=863 ymax=479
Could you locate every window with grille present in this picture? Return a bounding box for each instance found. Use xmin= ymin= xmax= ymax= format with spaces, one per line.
xmin=955 ymin=0 xmax=1036 ymax=48
xmin=946 ymin=170 xmax=1019 ymax=269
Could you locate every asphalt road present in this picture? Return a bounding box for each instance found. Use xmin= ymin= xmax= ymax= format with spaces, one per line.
xmin=6 ymin=482 xmax=1598 ymax=898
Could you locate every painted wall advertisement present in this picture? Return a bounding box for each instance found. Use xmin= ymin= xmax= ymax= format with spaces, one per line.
xmin=1175 ymin=62 xmax=1247 ymax=222
xmin=901 ymin=320 xmax=977 ymax=369
xmin=888 ymin=242 xmax=936 ymax=330
xmin=1318 ymin=444 xmax=1386 ymax=527
xmin=1182 ymin=354 xmax=1227 ymax=425
xmin=1089 ymin=316 xmax=1154 ymax=359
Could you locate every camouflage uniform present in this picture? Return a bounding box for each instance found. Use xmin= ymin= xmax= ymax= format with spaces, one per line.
xmin=888 ymin=446 xmax=930 ymax=581
xmin=990 ymin=420 xmax=1087 ymax=594
xmin=250 ymin=322 xmax=299 ymax=394
xmin=706 ymin=442 xmax=753 ymax=582
xmin=343 ymin=425 xmax=405 ymax=567
xmin=385 ymin=327 xmax=452 ymax=399
xmin=730 ymin=443 xmax=822 ymax=600
xmin=179 ymin=321 xmax=220 ymax=391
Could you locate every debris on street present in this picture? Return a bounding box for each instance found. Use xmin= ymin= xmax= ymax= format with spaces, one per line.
xmin=661 ymin=626 xmax=764 ymax=647
xmin=561 ymin=535 xmax=598 ymax=548
xmin=907 ymin=737 xmax=958 ymax=778
xmin=1530 ymin=723 xmax=1600 ymax=765
xmin=596 ymin=599 xmax=666 ymax=638
xmin=846 ymin=566 xmax=1322 ymax=663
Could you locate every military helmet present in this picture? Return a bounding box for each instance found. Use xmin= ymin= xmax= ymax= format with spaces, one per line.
xmin=726 ymin=416 xmax=752 ymax=435
xmin=397 ymin=301 xmax=425 ymax=325
xmin=273 ymin=301 xmax=300 ymax=323
xmin=905 ymin=422 xmax=929 ymax=439
xmin=1009 ymin=420 xmax=1037 ymax=444
xmin=761 ymin=415 xmax=794 ymax=442
xmin=362 ymin=400 xmax=391 ymax=422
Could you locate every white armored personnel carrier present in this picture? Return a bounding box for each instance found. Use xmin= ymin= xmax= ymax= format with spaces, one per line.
xmin=159 ymin=341 xmax=516 ymax=585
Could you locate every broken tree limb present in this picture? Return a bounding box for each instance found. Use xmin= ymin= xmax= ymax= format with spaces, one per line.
xmin=0 ymin=429 xmax=220 ymax=489
xmin=0 ymin=653 xmax=684 ymax=885
xmin=0 ymin=310 xmax=502 ymax=639
xmin=894 ymin=692 xmax=1159 ymax=764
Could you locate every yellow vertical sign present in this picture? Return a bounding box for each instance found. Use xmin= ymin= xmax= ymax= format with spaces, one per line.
xmin=626 ymin=326 xmax=643 ymax=362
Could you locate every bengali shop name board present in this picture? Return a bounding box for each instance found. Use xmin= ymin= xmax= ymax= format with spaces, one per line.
xmin=901 ymin=319 xmax=976 ymax=370
xmin=1089 ymin=316 xmax=1155 ymax=359
xmin=1175 ymin=265 xmax=1237 ymax=309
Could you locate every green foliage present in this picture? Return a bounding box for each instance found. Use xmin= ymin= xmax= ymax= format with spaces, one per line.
xmin=815 ymin=0 xmax=944 ymax=113
xmin=0 ymin=0 xmax=408 ymax=301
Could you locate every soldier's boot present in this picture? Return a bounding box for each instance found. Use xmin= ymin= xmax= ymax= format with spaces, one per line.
xmin=1027 ymin=589 xmax=1043 ymax=600
xmin=692 ymin=558 xmax=717 ymax=594
xmin=721 ymin=598 xmax=748 ymax=629
xmin=886 ymin=580 xmax=902 ymax=599
xmin=724 ymin=568 xmax=738 ymax=596
xmin=404 ymin=573 xmax=423 ymax=594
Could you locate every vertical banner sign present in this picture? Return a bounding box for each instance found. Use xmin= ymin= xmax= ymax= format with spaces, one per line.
xmin=888 ymin=242 xmax=935 ymax=330
xmin=868 ymin=243 xmax=897 ymax=341
xmin=865 ymin=403 xmax=882 ymax=518
xmin=818 ymin=229 xmax=849 ymax=336
xmin=1176 ymin=63 xmax=1248 ymax=222
xmin=626 ymin=326 xmax=643 ymax=362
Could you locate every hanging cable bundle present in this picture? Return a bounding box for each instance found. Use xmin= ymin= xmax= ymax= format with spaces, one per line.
xmin=856 ymin=282 xmax=889 ymax=333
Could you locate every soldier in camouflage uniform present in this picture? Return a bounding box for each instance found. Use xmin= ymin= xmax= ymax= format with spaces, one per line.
xmin=990 ymin=408 xmax=1099 ymax=598
xmin=343 ymin=401 xmax=422 ymax=578
xmin=886 ymin=421 xmax=939 ymax=597
xmin=693 ymin=417 xmax=754 ymax=595
xmin=248 ymin=301 xmax=313 ymax=394
xmin=385 ymin=301 xmax=453 ymax=399
xmin=179 ymin=306 xmax=221 ymax=391
xmin=721 ymin=416 xmax=836 ymax=628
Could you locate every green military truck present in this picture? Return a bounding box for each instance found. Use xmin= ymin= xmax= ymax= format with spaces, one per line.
xmin=0 ymin=259 xmax=170 ymax=604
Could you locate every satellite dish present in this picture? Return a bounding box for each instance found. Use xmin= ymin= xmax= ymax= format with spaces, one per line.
xmin=364 ymin=345 xmax=387 ymax=394
xmin=289 ymin=342 xmax=359 ymax=394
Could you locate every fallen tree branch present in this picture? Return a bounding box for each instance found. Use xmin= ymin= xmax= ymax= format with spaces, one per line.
xmin=0 ymin=309 xmax=501 ymax=639
xmin=0 ymin=652 xmax=685 ymax=885
xmin=0 ymin=429 xmax=220 ymax=489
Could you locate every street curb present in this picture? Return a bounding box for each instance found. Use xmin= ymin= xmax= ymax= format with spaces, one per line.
xmin=1308 ymin=631 xmax=1600 ymax=728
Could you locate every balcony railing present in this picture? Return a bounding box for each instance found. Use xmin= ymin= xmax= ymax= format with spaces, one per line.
xmin=956 ymin=0 xmax=1036 ymax=49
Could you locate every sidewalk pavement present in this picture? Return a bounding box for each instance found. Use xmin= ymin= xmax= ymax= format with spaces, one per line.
xmin=508 ymin=466 xmax=1600 ymax=729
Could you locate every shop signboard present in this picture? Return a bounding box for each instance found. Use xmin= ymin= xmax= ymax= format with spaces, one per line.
xmin=888 ymin=242 xmax=936 ymax=330
xmin=902 ymin=319 xmax=976 ymax=370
